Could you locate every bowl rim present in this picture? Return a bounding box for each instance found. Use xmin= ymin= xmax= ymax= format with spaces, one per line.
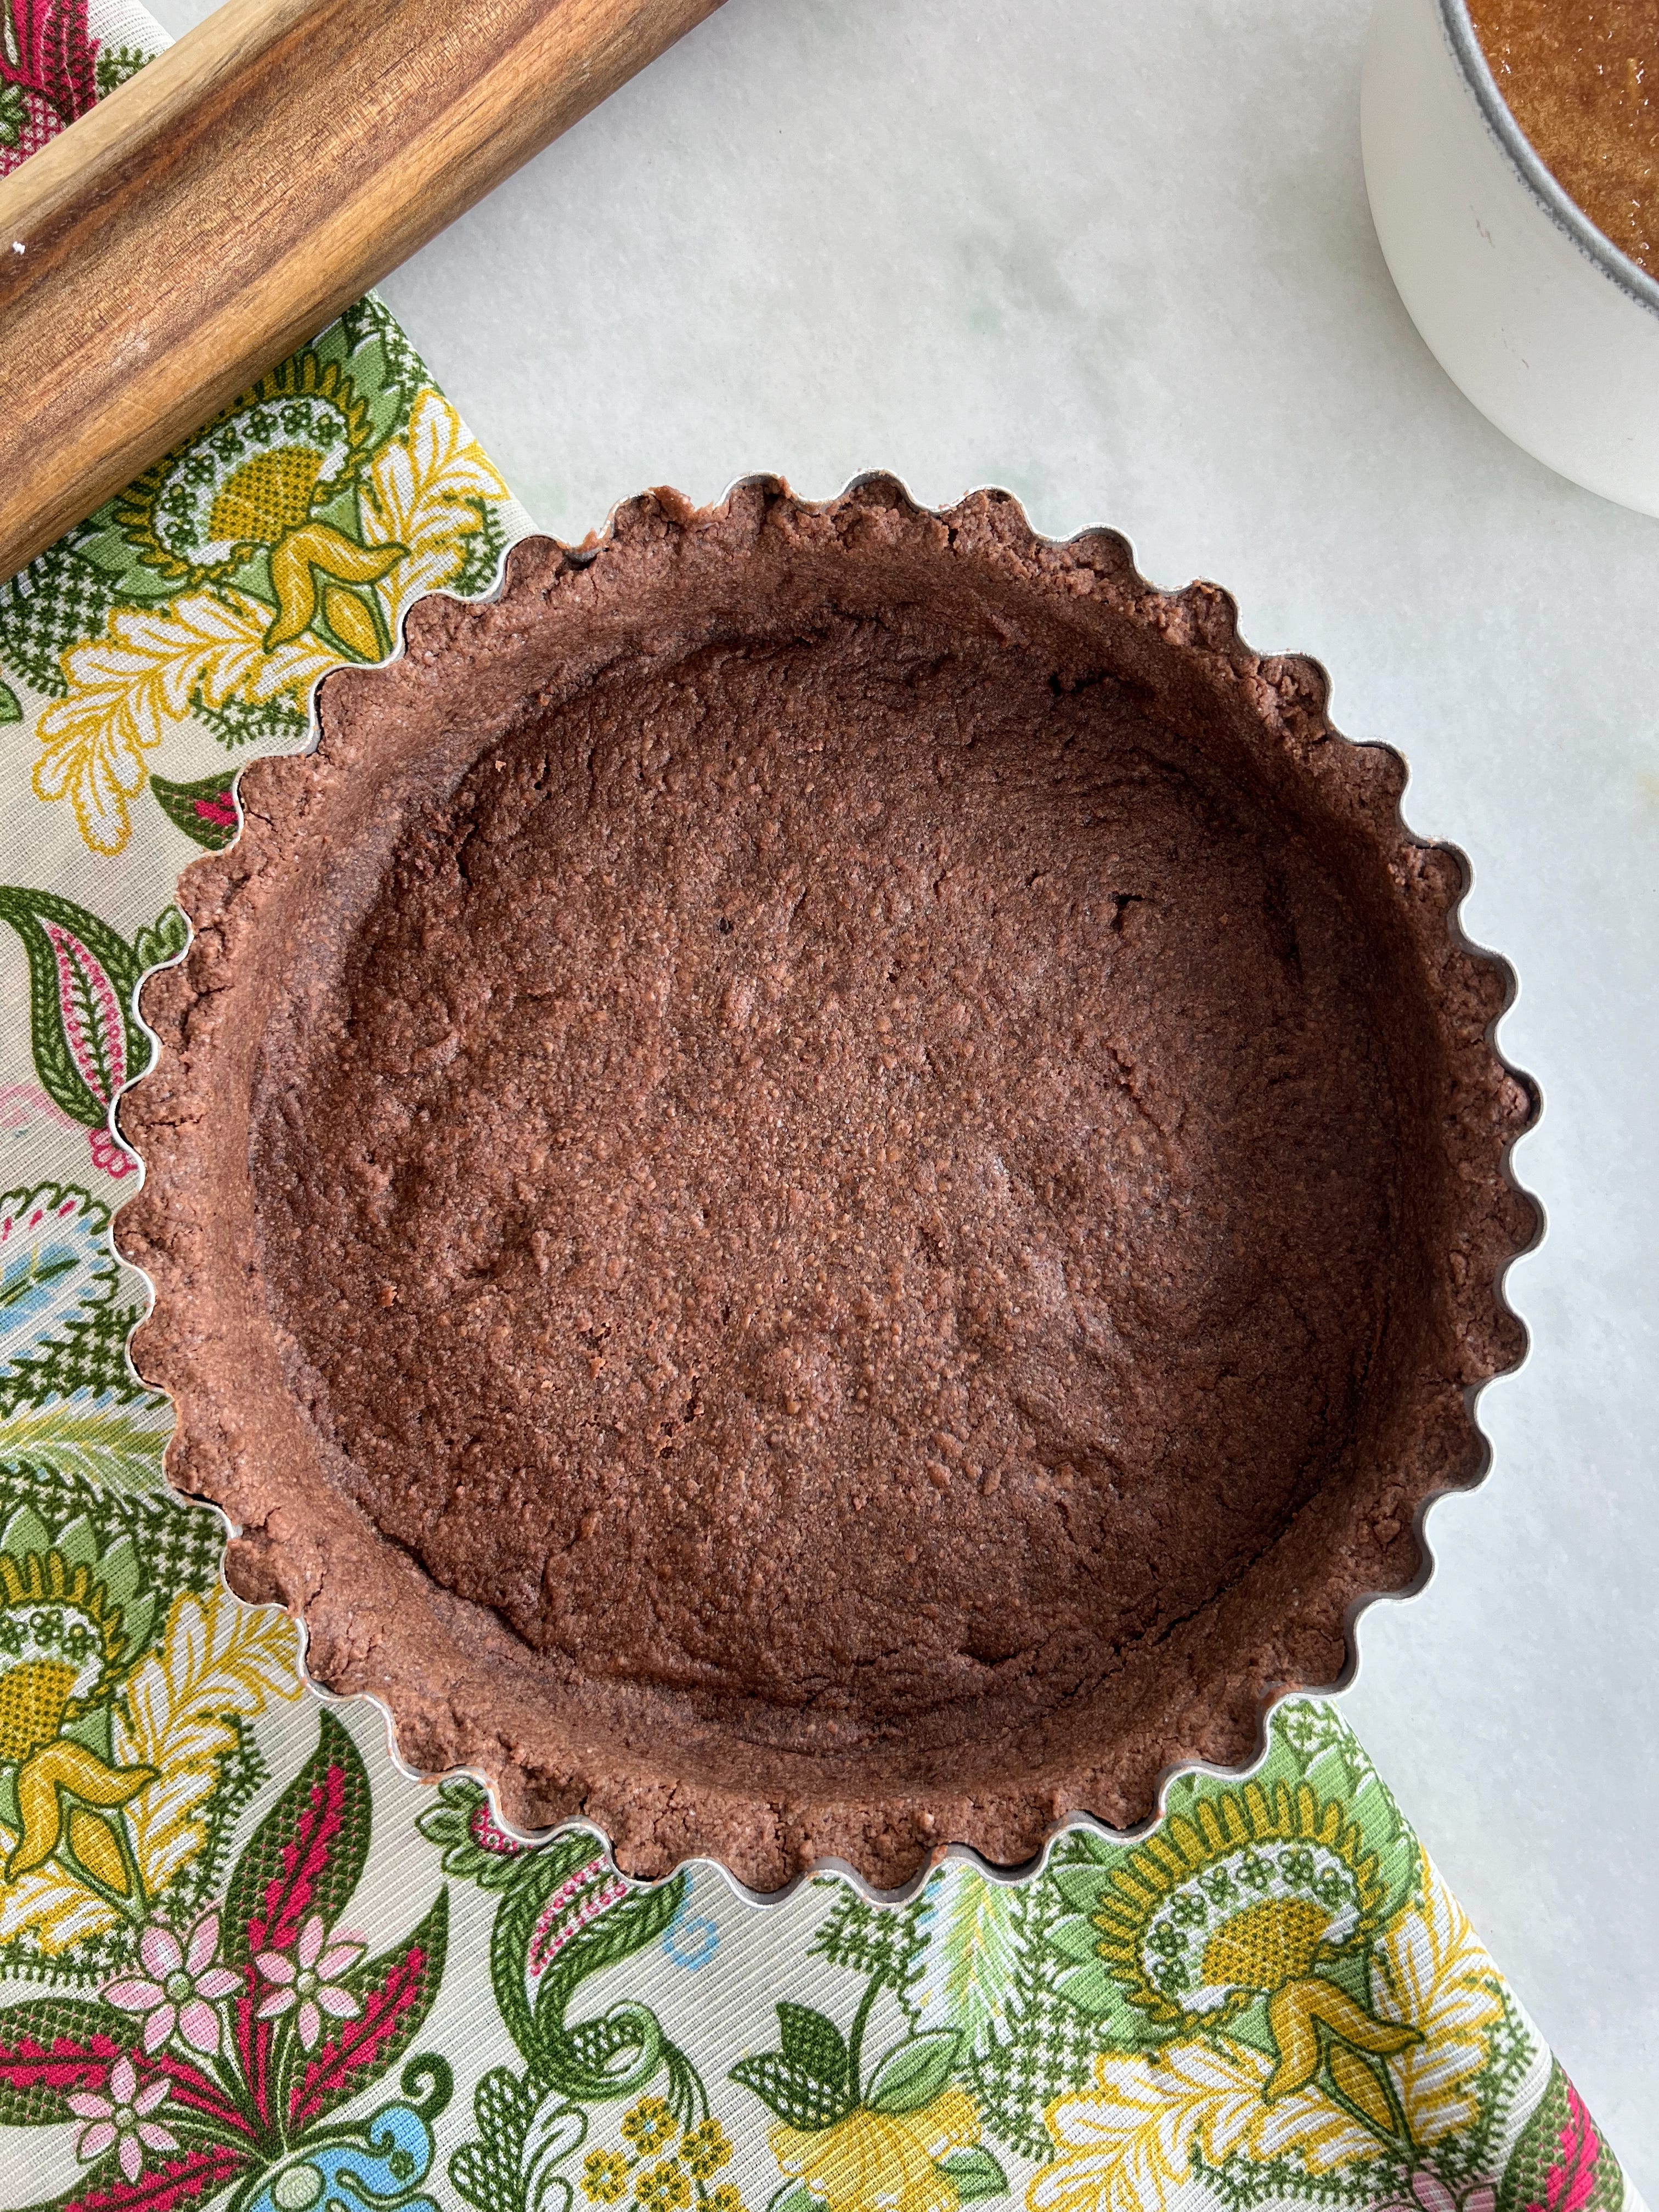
xmin=1437 ymin=0 xmax=1659 ymax=321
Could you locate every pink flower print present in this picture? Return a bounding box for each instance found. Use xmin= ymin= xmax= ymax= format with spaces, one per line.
xmin=88 ymin=1126 xmax=137 ymax=1178
xmin=469 ymin=1798 xmax=527 ymax=1858
xmin=67 ymin=2056 xmax=177 ymax=2182
xmin=1381 ymin=2180 xmax=1498 ymax=2212
xmin=255 ymin=1911 xmax=364 ymax=2051
xmin=1542 ymin=2085 xmax=1603 ymax=2212
xmin=106 ymin=1909 xmax=242 ymax=2055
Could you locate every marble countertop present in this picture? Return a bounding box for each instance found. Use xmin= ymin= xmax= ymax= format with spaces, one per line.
xmin=145 ymin=0 xmax=1659 ymax=2175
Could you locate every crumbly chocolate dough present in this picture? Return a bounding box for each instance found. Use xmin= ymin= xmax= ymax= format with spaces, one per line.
xmin=121 ymin=481 xmax=1537 ymax=1890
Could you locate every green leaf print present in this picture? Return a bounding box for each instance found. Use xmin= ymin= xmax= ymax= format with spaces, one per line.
xmin=1499 ymin=2062 xmax=1624 ymax=2212
xmin=0 ymin=1399 xmax=169 ymax=1493
xmin=0 ymin=887 xmax=149 ymax=1132
xmin=130 ymin=903 xmax=190 ymax=975
xmin=452 ymin=2068 xmax=585 ymax=2212
xmin=922 ymin=1875 xmax=1025 ymax=2057
xmin=415 ymin=1775 xmax=530 ymax=1889
xmin=806 ymin=1887 xmax=930 ymax=1994
xmin=729 ymin=2051 xmax=851 ymax=2132
xmin=865 ymin=2029 xmax=960 ymax=2115
xmin=776 ymin=2002 xmax=849 ymax=2092
xmin=94 ymin=45 xmax=153 ymax=98
xmin=281 ymin=1887 xmax=450 ymax=2131
xmin=764 ymin=2187 xmax=817 ymax=2212
xmin=0 ymin=1995 xmax=136 ymax=2125
xmin=449 ymin=2066 xmax=541 ymax=2212
xmin=535 ymin=1864 xmax=686 ymax=2033
xmin=149 ymin=770 xmax=241 ymax=851
xmin=221 ymin=1711 xmax=374 ymax=1973
xmin=935 ymin=2148 xmax=1008 ymax=2201
xmin=0 ymin=545 xmax=130 ymax=700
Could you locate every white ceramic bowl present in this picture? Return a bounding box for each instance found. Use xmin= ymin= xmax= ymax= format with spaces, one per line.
xmin=1363 ymin=0 xmax=1659 ymax=514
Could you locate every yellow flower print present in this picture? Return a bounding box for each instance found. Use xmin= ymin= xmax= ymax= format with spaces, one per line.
xmin=1085 ymin=1781 xmax=1392 ymax=2034
xmin=583 ymin=2150 xmax=631 ymax=2204
xmin=362 ymin=388 xmax=510 ymax=611
xmin=682 ymin=2119 xmax=734 ymax=2179
xmin=1029 ymin=2042 xmax=1374 ymax=2212
xmin=1058 ymin=1779 xmax=1423 ymax=2142
xmin=1025 ymin=1846 xmax=1513 ymax=2212
xmin=0 ymin=1546 xmax=123 ymax=1758
xmin=637 ymin=2160 xmax=692 ymax=2212
xmin=0 ymin=1548 xmax=152 ymax=1897
xmin=35 ymin=591 xmax=337 ymax=855
xmin=622 ymin=2097 xmax=678 ymax=2156
xmin=1372 ymin=1850 xmax=1506 ymax=2146
xmin=772 ymin=2086 xmax=980 ymax=2212
xmin=0 ymin=1579 xmax=300 ymax=1955
xmin=32 ymin=381 xmax=508 ymax=857
xmin=1203 ymin=1890 xmax=1415 ymax=2113
xmin=263 ymin=524 xmax=403 ymax=651
xmin=706 ymin=2188 xmax=745 ymax=2212
xmin=107 ymin=345 xmax=411 ymax=657
xmin=112 ymin=351 xmax=377 ymax=588
xmin=9 ymin=1737 xmax=154 ymax=1883
xmin=117 ymin=1584 xmax=302 ymax=1898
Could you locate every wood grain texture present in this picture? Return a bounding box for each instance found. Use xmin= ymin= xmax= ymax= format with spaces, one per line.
xmin=0 ymin=0 xmax=726 ymax=581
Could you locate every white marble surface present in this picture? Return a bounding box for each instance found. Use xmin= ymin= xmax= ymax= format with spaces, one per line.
xmin=144 ymin=0 xmax=1659 ymax=2174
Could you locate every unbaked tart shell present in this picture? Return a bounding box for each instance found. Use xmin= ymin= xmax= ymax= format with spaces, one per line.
xmin=120 ymin=478 xmax=1538 ymax=1892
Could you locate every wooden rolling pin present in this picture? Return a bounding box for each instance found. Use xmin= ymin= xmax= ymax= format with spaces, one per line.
xmin=0 ymin=0 xmax=725 ymax=581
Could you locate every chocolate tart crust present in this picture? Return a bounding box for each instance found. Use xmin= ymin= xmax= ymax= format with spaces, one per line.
xmin=120 ymin=478 xmax=1537 ymax=1892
